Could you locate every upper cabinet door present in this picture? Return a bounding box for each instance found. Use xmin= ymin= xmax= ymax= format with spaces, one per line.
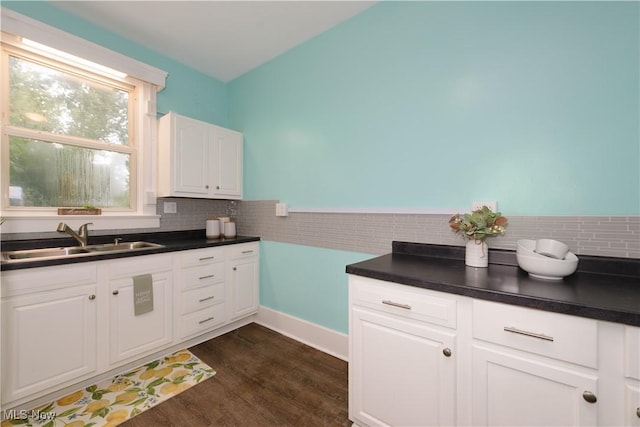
xmin=211 ymin=126 xmax=243 ymax=200
xmin=173 ymin=115 xmax=210 ymax=195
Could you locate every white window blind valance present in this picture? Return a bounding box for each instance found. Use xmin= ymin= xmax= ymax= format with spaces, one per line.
xmin=0 ymin=7 xmax=167 ymax=89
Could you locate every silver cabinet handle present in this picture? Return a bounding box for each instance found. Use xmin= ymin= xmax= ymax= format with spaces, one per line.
xmin=88 ymin=294 xmax=96 ymax=300
xmin=112 ymin=290 xmax=119 ymax=295
xmin=198 ymin=274 xmax=215 ymax=280
xmin=199 ymin=317 xmax=215 ymax=325
xmin=443 ymin=348 xmax=452 ymax=357
xmin=199 ymin=296 xmax=215 ymax=303
xmin=582 ymin=391 xmax=597 ymax=404
xmin=382 ymin=300 xmax=411 ymax=310
xmin=199 ymin=256 xmax=215 ymax=261
xmin=242 ymin=250 xmax=254 ymax=254
xmin=504 ymin=326 xmax=554 ymax=342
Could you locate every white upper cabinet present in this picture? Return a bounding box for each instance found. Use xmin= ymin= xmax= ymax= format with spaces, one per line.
xmin=158 ymin=112 xmax=243 ymax=199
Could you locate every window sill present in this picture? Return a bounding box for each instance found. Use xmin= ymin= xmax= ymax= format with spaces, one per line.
xmin=0 ymin=214 xmax=161 ymax=233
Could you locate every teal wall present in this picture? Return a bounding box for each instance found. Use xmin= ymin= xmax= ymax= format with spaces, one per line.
xmin=228 ymin=1 xmax=639 ymax=216
xmin=228 ymin=1 xmax=639 ymax=334
xmin=260 ymin=241 xmax=370 ymax=334
xmin=3 ymin=1 xmax=229 ymax=126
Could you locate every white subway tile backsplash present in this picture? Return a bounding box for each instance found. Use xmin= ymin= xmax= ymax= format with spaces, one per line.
xmin=236 ymin=200 xmax=640 ymax=259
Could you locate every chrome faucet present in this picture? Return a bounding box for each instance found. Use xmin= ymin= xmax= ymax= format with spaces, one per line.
xmin=56 ymin=222 xmax=93 ymax=247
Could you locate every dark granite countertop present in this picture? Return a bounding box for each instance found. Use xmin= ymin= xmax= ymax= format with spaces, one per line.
xmin=346 ymin=241 xmax=640 ymax=327
xmin=1 ymin=230 xmax=260 ymax=271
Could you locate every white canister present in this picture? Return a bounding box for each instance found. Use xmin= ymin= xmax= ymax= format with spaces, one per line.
xmin=224 ymin=221 xmax=237 ymax=238
xmin=206 ymin=219 xmax=220 ymax=239
xmin=218 ymin=216 xmax=230 ymax=236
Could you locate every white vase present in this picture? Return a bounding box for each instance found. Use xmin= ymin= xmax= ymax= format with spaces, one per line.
xmin=465 ymin=239 xmax=488 ymax=268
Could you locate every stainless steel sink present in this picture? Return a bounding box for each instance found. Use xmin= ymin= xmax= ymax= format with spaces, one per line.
xmin=85 ymin=241 xmax=164 ymax=252
xmin=1 ymin=241 xmax=165 ymax=263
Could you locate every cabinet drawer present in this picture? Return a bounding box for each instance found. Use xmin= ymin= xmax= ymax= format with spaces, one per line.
xmin=182 ymin=283 xmax=224 ymax=315
xmin=349 ymin=275 xmax=457 ymax=328
xmin=181 ymin=247 xmax=225 ymax=267
xmin=230 ymin=243 xmax=259 ymax=260
xmin=181 ymin=263 xmax=225 ymax=290
xmin=472 ymin=300 xmax=598 ymax=368
xmin=180 ymin=304 xmax=226 ymax=339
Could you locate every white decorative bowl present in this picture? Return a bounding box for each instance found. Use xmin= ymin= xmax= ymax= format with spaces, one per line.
xmin=516 ymin=239 xmax=579 ymax=280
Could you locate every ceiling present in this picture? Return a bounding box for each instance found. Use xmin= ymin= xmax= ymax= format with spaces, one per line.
xmin=51 ymin=1 xmax=376 ymax=83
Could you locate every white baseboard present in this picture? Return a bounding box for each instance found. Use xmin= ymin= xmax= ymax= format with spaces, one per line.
xmin=255 ymin=306 xmax=348 ymax=362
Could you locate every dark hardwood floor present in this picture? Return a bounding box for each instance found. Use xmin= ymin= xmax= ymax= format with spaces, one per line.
xmin=124 ymin=323 xmax=350 ymax=427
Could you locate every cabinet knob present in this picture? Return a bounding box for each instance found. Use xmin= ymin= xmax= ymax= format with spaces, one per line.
xmin=88 ymin=294 xmax=96 ymax=300
xmin=582 ymin=391 xmax=597 ymax=404
xmin=442 ymin=348 xmax=452 ymax=357
xmin=216 ymin=185 xmax=220 ymax=189
xmin=636 ymin=407 xmax=639 ymax=418
xmin=205 ymin=184 xmax=209 ymax=189
xmin=233 ymin=267 xmax=237 ymax=271
xmin=112 ymin=290 xmax=119 ymax=295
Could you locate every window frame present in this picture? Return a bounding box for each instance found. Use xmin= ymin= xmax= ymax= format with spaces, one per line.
xmin=0 ymin=8 xmax=167 ymax=233
xmin=2 ymin=42 xmax=139 ymax=213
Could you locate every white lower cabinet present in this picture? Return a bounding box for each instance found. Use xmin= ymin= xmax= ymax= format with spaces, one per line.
xmin=108 ymin=254 xmax=174 ymax=364
xmin=625 ymin=326 xmax=640 ymax=426
xmin=349 ymin=275 xmax=457 ymax=427
xmin=472 ymin=344 xmax=598 ymax=426
xmin=472 ymin=299 xmax=600 ymax=426
xmin=228 ymin=242 xmax=259 ymax=320
xmin=348 ymin=274 xmax=640 ymax=427
xmin=1 ymin=264 xmax=98 ymax=405
xmin=351 ymin=306 xmax=456 ymax=427
xmin=1 ymin=242 xmax=260 ymax=411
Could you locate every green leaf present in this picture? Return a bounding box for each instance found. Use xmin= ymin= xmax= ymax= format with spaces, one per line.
xmin=146 ymin=378 xmax=167 ymax=389
xmin=57 ymin=407 xmax=82 ymax=417
xmin=128 ymin=397 xmax=148 ymax=407
xmin=42 ymin=421 xmax=54 ymax=427
xmin=91 ymin=407 xmax=110 ymax=419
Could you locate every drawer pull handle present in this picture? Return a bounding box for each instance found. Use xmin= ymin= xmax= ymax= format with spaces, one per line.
xmin=199 ymin=317 xmax=215 ymax=325
xmin=442 ymin=348 xmax=452 ymax=357
xmin=382 ymin=300 xmax=412 ymax=310
xmin=582 ymin=391 xmax=597 ymax=404
xmin=636 ymin=407 xmax=639 ymax=418
xmin=88 ymin=294 xmax=96 ymax=301
xmin=199 ymin=256 xmax=215 ymax=261
xmin=112 ymin=290 xmax=119 ymax=295
xmin=242 ymin=250 xmax=254 ymax=254
xmin=504 ymin=326 xmax=554 ymax=342
xmin=199 ymin=274 xmax=215 ymax=280
xmin=199 ymin=296 xmax=215 ymax=303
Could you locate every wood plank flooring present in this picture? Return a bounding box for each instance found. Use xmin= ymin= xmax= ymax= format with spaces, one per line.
xmin=124 ymin=323 xmax=350 ymax=427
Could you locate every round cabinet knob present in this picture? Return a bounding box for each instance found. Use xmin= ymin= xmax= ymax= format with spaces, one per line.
xmin=233 ymin=267 xmax=237 ymax=271
xmin=636 ymin=407 xmax=640 ymax=418
xmin=442 ymin=348 xmax=452 ymax=357
xmin=112 ymin=290 xmax=119 ymax=295
xmin=582 ymin=391 xmax=597 ymax=404
xmin=216 ymin=185 xmax=220 ymax=189
xmin=205 ymin=185 xmax=209 ymax=189
xmin=88 ymin=294 xmax=96 ymax=300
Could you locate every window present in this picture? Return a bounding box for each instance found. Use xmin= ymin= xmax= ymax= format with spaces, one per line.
xmin=3 ymin=36 xmax=137 ymax=211
xmin=0 ymin=9 xmax=167 ymax=232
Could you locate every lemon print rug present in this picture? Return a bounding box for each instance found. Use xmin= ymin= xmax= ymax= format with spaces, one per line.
xmin=2 ymin=349 xmax=215 ymax=427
